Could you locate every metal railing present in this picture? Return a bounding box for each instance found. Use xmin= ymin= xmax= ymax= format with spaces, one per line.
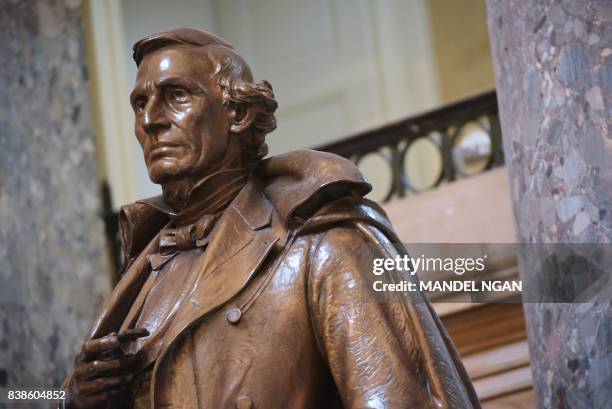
xmin=314 ymin=90 xmax=504 ymax=202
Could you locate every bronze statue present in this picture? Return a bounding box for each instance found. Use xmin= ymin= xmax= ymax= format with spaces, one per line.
xmin=64 ymin=28 xmax=480 ymax=408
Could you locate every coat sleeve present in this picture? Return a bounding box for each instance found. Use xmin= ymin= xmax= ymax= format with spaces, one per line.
xmin=306 ymin=224 xmax=481 ymax=409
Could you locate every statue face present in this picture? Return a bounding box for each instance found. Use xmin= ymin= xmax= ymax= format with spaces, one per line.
xmin=130 ymin=47 xmax=233 ymax=184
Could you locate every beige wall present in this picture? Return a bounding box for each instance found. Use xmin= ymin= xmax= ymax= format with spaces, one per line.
xmin=428 ymin=0 xmax=495 ymax=102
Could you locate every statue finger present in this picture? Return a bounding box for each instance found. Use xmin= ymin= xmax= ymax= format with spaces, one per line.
xmin=117 ymin=327 xmax=149 ymax=342
xmin=75 ymin=355 xmax=137 ymax=380
xmin=80 ymin=335 xmax=121 ymax=361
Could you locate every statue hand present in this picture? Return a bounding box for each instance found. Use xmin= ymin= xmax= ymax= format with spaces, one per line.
xmin=67 ymin=329 xmax=148 ymax=409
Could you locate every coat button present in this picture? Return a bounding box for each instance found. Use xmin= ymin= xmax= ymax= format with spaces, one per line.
xmin=226 ymin=307 xmax=242 ymax=324
xmin=235 ymin=395 xmax=252 ymax=409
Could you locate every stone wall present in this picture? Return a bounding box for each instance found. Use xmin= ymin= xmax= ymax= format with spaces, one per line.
xmin=486 ymin=1 xmax=612 ymax=408
xmin=0 ymin=0 xmax=110 ymax=394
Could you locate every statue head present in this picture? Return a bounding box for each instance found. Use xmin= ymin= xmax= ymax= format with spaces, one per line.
xmin=130 ymin=28 xmax=277 ymax=187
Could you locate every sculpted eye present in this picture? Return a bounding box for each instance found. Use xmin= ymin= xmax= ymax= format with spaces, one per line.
xmin=133 ymin=97 xmax=147 ymax=113
xmin=168 ymin=86 xmax=190 ymax=103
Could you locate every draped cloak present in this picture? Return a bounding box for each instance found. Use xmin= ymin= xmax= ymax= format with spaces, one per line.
xmin=82 ymin=150 xmax=481 ymax=409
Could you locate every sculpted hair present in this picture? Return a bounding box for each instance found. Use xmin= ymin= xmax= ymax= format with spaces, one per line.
xmin=133 ymin=28 xmax=278 ymax=167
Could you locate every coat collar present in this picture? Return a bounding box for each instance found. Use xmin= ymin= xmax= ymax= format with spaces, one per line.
xmin=255 ymin=150 xmax=371 ymax=227
xmin=118 ymin=150 xmax=371 ymax=264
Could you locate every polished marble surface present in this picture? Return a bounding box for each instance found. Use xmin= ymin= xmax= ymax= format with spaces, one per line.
xmin=0 ymin=0 xmax=110 ymax=394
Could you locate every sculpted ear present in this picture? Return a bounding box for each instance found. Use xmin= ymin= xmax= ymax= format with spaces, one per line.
xmin=230 ymin=105 xmax=256 ymax=134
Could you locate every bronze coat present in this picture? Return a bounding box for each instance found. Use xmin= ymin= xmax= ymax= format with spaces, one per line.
xmin=86 ymin=150 xmax=480 ymax=409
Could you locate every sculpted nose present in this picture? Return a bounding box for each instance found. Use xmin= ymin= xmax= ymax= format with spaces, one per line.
xmin=142 ymin=98 xmax=170 ymax=134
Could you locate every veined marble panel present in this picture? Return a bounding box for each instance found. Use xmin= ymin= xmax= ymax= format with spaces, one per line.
xmin=0 ymin=0 xmax=111 ymax=397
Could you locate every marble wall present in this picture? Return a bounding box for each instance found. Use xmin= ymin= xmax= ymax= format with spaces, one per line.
xmin=0 ymin=0 xmax=110 ymax=395
xmin=486 ymin=1 xmax=611 ymax=408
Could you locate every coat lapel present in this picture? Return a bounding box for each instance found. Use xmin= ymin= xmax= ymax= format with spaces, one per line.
xmin=153 ymin=179 xmax=281 ymax=375
xmin=88 ymin=231 xmax=162 ymax=339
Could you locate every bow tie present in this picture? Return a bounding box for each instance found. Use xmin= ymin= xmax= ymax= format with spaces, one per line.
xmin=148 ymin=213 xmax=218 ymax=271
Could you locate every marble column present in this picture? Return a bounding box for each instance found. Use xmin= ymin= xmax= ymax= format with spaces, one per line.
xmin=0 ymin=0 xmax=110 ymax=393
xmin=486 ymin=1 xmax=611 ymax=408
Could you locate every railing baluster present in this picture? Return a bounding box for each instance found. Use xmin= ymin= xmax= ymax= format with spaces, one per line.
xmin=391 ymin=143 xmax=404 ymax=199
xmin=440 ymin=128 xmax=456 ymax=184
